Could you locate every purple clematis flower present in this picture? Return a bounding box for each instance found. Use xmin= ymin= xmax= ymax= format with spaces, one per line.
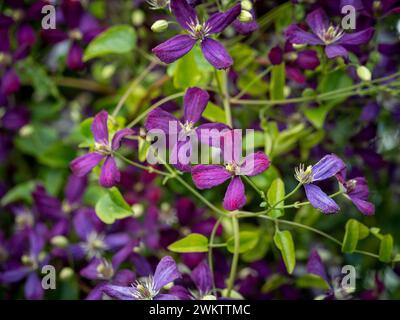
xmin=285 ymin=8 xmax=374 ymax=58
xmin=295 ymin=154 xmax=346 ymax=214
xmin=70 ymin=111 xmax=135 ymax=188
xmin=152 ymin=0 xmax=241 ymax=69
xmin=191 ymin=130 xmax=270 ymax=211
xmin=103 ymin=255 xmax=181 ymax=300
xmin=336 ymin=169 xmax=375 ymax=216
xmin=145 ymin=87 xmax=228 ymax=171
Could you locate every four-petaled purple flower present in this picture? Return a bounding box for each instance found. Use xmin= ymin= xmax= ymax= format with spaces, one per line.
xmin=152 ymin=0 xmax=241 ymax=69
xmin=336 ymin=169 xmax=375 ymax=216
xmin=295 ymin=154 xmax=345 ymax=214
xmin=285 ymin=8 xmax=374 ymax=58
xmin=70 ymin=111 xmax=135 ymax=188
xmin=103 ymin=256 xmax=181 ymax=300
xmin=191 ymin=130 xmax=270 ymax=211
xmin=145 ymin=87 xmax=228 ymax=172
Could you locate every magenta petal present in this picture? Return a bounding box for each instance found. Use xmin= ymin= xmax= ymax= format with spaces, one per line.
xmin=192 ymin=165 xmax=231 ymax=189
xmin=312 ymin=154 xmax=346 ymax=182
xmin=201 ymin=38 xmax=233 ymax=70
xmin=153 ymin=256 xmax=181 ymax=292
xmin=325 ymin=45 xmax=348 ymax=58
xmin=296 ymin=50 xmax=320 ymax=70
xmin=170 ymin=0 xmax=198 ymax=31
xmin=111 ymin=128 xmax=135 ymax=150
xmin=349 ymin=197 xmax=375 ymax=216
xmin=306 ymin=8 xmax=329 ymax=36
xmin=239 ymin=152 xmax=270 ymax=176
xmin=338 ymin=28 xmax=374 ymax=45
xmin=145 ymin=107 xmax=180 ymax=133
xmin=99 ymin=156 xmax=120 ymax=188
xmin=91 ymin=111 xmax=109 ymax=146
xmin=196 ymin=122 xmax=230 ymax=147
xmin=285 ymin=24 xmax=323 ymax=45
xmin=304 ymin=184 xmax=340 ymax=214
xmin=206 ymin=4 xmax=241 ymax=34
xmin=70 ymin=152 xmax=104 ymax=177
xmin=183 ymin=87 xmax=209 ymax=123
xmin=152 ymin=34 xmax=196 ymax=64
xmin=223 ymin=176 xmax=246 ymax=211
xmin=1 ymin=69 xmax=20 ymax=96
xmin=171 ymin=140 xmax=193 ymax=172
xmin=67 ymin=41 xmax=84 ymax=70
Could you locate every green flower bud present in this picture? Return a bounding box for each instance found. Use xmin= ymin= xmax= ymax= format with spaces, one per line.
xmin=357 ymin=65 xmax=372 ymax=81
xmin=131 ymin=10 xmax=145 ymax=26
xmin=239 ymin=10 xmax=253 ymax=23
xmin=60 ymin=267 xmax=74 ymax=280
xmin=151 ymin=20 xmax=169 ymax=33
xmin=51 ymin=235 xmax=69 ymax=248
xmin=241 ymin=0 xmax=253 ymax=11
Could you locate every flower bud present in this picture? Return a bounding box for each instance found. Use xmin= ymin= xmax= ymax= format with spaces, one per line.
xmin=239 ymin=10 xmax=253 ymax=23
xmin=51 ymin=235 xmax=69 ymax=248
xmin=60 ymin=267 xmax=74 ymax=280
xmin=151 ymin=20 xmax=169 ymax=33
xmin=357 ymin=65 xmax=371 ymax=81
xmin=241 ymin=0 xmax=253 ymax=11
xmin=132 ymin=203 xmax=144 ymax=218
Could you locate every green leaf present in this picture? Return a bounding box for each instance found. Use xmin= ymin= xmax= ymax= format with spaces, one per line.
xmin=78 ymin=118 xmax=94 ymax=148
xmin=1 ymin=181 xmax=36 ymax=206
xmin=95 ymin=187 xmax=132 ymax=224
xmin=227 ymin=231 xmax=259 ymax=254
xmin=267 ymin=178 xmax=285 ymax=218
xmin=83 ymin=25 xmax=137 ymax=61
xmin=303 ymin=104 xmax=334 ymax=129
xmin=317 ymin=70 xmax=353 ymax=105
xmin=15 ymin=125 xmax=58 ymax=157
xmin=38 ymin=143 xmax=76 ymax=168
xmin=172 ymin=50 xmax=202 ymax=89
xmin=261 ymin=274 xmax=289 ymax=293
xmin=168 ymin=233 xmax=209 ymax=253
xmin=274 ymin=230 xmax=296 ymax=274
xmin=242 ymin=232 xmax=270 ymax=263
xmin=202 ymin=102 xmax=226 ymax=124
xmin=237 ymin=70 xmax=268 ymax=96
xmin=342 ymin=219 xmax=359 ymax=253
xmin=379 ymin=234 xmax=393 ymax=263
xmin=229 ymin=43 xmax=257 ymax=71
xmin=295 ymin=274 xmax=330 ymax=290
xmin=270 ymin=63 xmax=285 ymax=101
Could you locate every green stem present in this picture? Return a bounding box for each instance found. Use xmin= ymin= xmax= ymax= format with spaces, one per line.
xmin=208 ymin=217 xmax=222 ymax=296
xmin=242 ymin=175 xmax=266 ymax=201
xmin=234 ymin=67 xmax=272 ymax=100
xmin=215 ymin=70 xmax=233 ymax=127
xmin=114 ymin=152 xmax=172 ymax=177
xmin=112 ymin=61 xmax=157 ymax=118
xmin=227 ymin=215 xmax=240 ymax=297
xmin=126 ymin=92 xmax=185 ymax=128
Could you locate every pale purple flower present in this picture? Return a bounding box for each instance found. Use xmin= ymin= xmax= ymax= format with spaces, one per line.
xmin=285 ymin=8 xmax=374 ymax=58
xmin=295 ymin=154 xmax=346 ymax=214
xmin=191 ymin=130 xmax=270 ymax=211
xmin=70 ymin=111 xmax=135 ymax=188
xmin=336 ymin=170 xmax=375 ymax=216
xmin=152 ymin=0 xmax=241 ymax=69
xmin=103 ymin=256 xmax=181 ymax=300
xmin=145 ymin=87 xmax=228 ymax=171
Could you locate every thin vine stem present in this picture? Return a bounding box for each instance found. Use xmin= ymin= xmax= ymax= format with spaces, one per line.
xmin=226 ymin=215 xmax=240 ymax=297
xmin=209 ymin=217 xmax=223 ymax=296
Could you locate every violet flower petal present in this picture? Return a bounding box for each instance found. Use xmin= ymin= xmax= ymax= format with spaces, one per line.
xmin=111 ymin=128 xmax=135 ymax=150
xmin=170 ymin=0 xmax=198 ymax=31
xmin=325 ymin=44 xmax=348 ymax=58
xmin=191 ymin=261 xmax=212 ymax=296
xmin=201 ymin=38 xmax=233 ymax=70
xmin=153 ymin=256 xmax=181 ymax=292
xmin=337 ymin=28 xmax=374 ymax=45
xmin=239 ymin=151 xmax=270 ymax=176
xmin=312 ymin=154 xmax=346 ymax=182
xmin=206 ymin=4 xmax=241 ymax=34
xmin=91 ymin=111 xmax=109 ymax=146
xmin=99 ymin=156 xmax=120 ymax=188
xmin=152 ymin=34 xmax=196 ymax=64
xmin=80 ymin=258 xmax=102 ymax=280
xmin=103 ymin=284 xmax=135 ymax=300
xmin=70 ymin=152 xmax=104 ymax=177
xmin=306 ymin=8 xmax=330 ymax=36
xmin=285 ymin=24 xmax=323 ymax=45
xmin=67 ymin=41 xmax=84 ymax=70
xmin=155 ymin=294 xmax=179 ymax=300
xmin=25 ymin=273 xmax=43 ymax=300
xmin=183 ymin=87 xmax=209 ymax=123
xmin=223 ymin=176 xmax=246 ymax=211
xmin=0 ymin=267 xmax=31 ymax=283
xmin=304 ymin=183 xmax=340 ymax=214
xmin=349 ymin=196 xmax=375 ymax=216
xmin=192 ymin=165 xmax=231 ymax=189
xmin=307 ymin=249 xmax=330 ymax=285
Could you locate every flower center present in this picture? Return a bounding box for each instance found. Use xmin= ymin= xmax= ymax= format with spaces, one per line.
xmin=96 ymin=259 xmax=115 ymax=279
xmin=0 ymin=53 xmax=12 ymax=66
xmin=95 ymin=142 xmax=112 ymax=156
xmin=188 ymin=19 xmax=211 ymax=40
xmin=180 ymin=120 xmax=195 ymax=136
xmin=69 ymin=29 xmax=83 ymax=41
xmin=131 ymin=276 xmax=159 ymax=300
xmin=295 ymin=164 xmax=313 ymax=184
xmin=147 ymin=0 xmax=170 ymax=10
xmin=82 ymin=232 xmax=107 ymax=259
xmin=225 ymin=162 xmax=240 ymax=175
xmin=15 ymin=212 xmax=35 ymax=230
xmin=21 ymin=254 xmax=39 ymax=271
xmin=345 ymin=179 xmax=357 ymax=192
xmin=318 ymin=25 xmax=345 ymax=45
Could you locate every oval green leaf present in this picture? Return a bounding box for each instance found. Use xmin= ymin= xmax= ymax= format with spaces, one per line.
xmin=273 ymin=230 xmax=296 ymax=274
xmin=168 ymin=233 xmax=209 ymax=253
xmin=227 ymin=231 xmax=259 ymax=254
